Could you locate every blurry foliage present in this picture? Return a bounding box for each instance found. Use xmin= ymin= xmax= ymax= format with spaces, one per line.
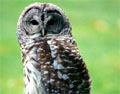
xmin=0 ymin=0 xmax=119 ymax=94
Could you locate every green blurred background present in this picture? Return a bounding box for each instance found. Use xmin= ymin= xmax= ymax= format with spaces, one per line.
xmin=0 ymin=0 xmax=120 ymax=94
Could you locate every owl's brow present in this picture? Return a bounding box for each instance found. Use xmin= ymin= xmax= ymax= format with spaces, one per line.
xmin=47 ymin=10 xmax=61 ymax=15
xmin=23 ymin=7 xmax=40 ymax=18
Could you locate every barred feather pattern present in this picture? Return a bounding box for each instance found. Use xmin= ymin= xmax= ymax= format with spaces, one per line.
xmin=21 ymin=36 xmax=91 ymax=94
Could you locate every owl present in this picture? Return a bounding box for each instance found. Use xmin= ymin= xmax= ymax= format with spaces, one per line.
xmin=17 ymin=3 xmax=91 ymax=94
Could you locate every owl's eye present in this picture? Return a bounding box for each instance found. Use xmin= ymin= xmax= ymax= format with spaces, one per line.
xmin=30 ymin=20 xmax=39 ymax=25
xmin=47 ymin=18 xmax=56 ymax=25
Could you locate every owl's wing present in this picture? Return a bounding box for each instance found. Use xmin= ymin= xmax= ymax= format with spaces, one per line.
xmin=37 ymin=38 xmax=91 ymax=94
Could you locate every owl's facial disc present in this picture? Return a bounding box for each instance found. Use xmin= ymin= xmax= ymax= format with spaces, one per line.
xmin=45 ymin=12 xmax=64 ymax=34
xmin=23 ymin=8 xmax=41 ymax=34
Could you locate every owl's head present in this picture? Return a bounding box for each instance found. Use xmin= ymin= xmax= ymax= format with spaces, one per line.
xmin=17 ymin=3 xmax=72 ymax=46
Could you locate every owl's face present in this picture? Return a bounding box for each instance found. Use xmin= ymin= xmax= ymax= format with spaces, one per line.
xmin=23 ymin=8 xmax=65 ymax=36
xmin=18 ymin=3 xmax=71 ymax=38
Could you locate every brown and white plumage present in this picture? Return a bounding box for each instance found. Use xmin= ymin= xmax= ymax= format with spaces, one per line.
xmin=17 ymin=3 xmax=91 ymax=94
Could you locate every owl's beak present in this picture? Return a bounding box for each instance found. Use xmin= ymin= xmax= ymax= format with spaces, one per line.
xmin=40 ymin=29 xmax=45 ymax=36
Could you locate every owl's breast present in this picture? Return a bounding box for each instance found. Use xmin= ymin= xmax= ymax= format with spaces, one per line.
xmin=35 ymin=37 xmax=91 ymax=93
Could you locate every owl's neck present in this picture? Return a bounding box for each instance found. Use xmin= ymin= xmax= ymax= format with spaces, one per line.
xmin=23 ymin=46 xmax=46 ymax=94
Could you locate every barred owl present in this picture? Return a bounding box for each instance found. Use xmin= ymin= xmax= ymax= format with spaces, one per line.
xmin=17 ymin=3 xmax=91 ymax=94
